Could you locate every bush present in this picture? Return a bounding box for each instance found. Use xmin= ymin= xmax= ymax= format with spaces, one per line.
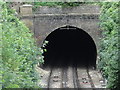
xmin=98 ymin=2 xmax=120 ymax=89
xmin=1 ymin=1 xmax=43 ymax=88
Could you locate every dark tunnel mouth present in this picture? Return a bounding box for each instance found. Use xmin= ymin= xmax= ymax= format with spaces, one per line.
xmin=42 ymin=26 xmax=97 ymax=68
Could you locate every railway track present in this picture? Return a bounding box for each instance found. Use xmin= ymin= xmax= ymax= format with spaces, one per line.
xmin=39 ymin=65 xmax=106 ymax=89
xmin=62 ymin=67 xmax=68 ymax=88
xmin=86 ymin=67 xmax=95 ymax=88
xmin=73 ymin=66 xmax=80 ymax=88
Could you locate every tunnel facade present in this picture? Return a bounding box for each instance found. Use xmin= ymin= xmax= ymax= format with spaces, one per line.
xmin=42 ymin=26 xmax=97 ymax=68
xmin=20 ymin=5 xmax=100 ymax=68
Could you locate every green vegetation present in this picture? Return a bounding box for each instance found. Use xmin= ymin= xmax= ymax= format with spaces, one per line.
xmin=1 ymin=1 xmax=43 ymax=88
xmin=0 ymin=1 xmax=2 ymax=90
xmin=33 ymin=2 xmax=87 ymax=10
xmin=98 ymin=2 xmax=120 ymax=89
xmin=33 ymin=2 xmax=85 ymax=7
xmin=1 ymin=1 xmax=120 ymax=89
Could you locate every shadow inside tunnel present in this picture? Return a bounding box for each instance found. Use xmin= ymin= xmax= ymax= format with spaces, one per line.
xmin=42 ymin=26 xmax=97 ymax=69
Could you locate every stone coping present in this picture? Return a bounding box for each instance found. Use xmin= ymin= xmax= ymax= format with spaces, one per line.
xmin=20 ymin=13 xmax=100 ymax=19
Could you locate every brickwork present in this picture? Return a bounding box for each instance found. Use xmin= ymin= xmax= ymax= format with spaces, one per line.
xmin=20 ymin=4 xmax=101 ymax=58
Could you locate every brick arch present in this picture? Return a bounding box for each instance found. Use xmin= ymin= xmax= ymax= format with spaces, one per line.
xmin=40 ymin=24 xmax=98 ymax=48
xmin=42 ymin=25 xmax=97 ymax=68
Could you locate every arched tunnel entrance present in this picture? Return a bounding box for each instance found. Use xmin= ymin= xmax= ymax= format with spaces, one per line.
xmin=42 ymin=26 xmax=97 ymax=68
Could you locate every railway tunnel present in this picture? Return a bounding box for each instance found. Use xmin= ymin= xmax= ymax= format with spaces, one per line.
xmin=42 ymin=26 xmax=97 ymax=68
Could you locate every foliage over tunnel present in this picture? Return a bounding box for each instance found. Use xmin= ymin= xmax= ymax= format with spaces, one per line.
xmin=42 ymin=26 xmax=97 ymax=68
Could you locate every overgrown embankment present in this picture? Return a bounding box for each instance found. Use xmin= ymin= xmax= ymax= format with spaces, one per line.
xmin=1 ymin=1 xmax=43 ymax=88
xmin=98 ymin=2 xmax=120 ymax=89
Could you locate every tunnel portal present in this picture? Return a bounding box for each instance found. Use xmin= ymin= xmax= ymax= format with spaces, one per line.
xmin=42 ymin=26 xmax=97 ymax=68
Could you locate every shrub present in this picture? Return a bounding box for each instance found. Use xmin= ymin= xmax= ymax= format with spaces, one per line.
xmin=1 ymin=1 xmax=43 ymax=88
xmin=98 ymin=2 xmax=120 ymax=89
